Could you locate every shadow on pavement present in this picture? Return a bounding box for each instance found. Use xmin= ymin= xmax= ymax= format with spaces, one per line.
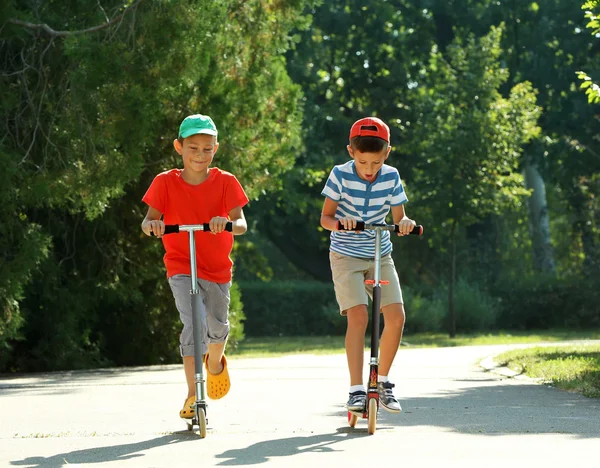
xmin=215 ymin=428 xmax=363 ymax=466
xmin=0 ymin=367 xmax=179 ymax=397
xmin=328 ymin=382 xmax=600 ymax=438
xmin=10 ymin=433 xmax=194 ymax=468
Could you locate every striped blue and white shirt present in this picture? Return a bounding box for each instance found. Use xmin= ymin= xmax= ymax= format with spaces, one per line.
xmin=321 ymin=161 xmax=408 ymax=258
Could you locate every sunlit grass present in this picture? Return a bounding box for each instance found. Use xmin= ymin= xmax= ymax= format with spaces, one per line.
xmin=402 ymin=329 xmax=600 ymax=347
xmin=494 ymin=345 xmax=600 ymax=398
xmin=229 ymin=329 xmax=600 ymax=358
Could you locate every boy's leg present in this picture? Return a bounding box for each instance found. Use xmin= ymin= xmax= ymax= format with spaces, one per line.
xmin=201 ymin=279 xmax=232 ymax=399
xmin=168 ymin=275 xmax=204 ymax=406
xmin=374 ymin=254 xmax=405 ymax=376
xmin=206 ymin=342 xmax=226 ymax=374
xmin=184 ymin=356 xmax=195 ymax=398
xmin=184 ymin=345 xmax=226 ymax=396
xmin=378 ymin=303 xmax=406 ymax=376
xmin=202 ymin=279 xmax=230 ymax=371
xmin=329 ymin=251 xmax=371 ymax=386
xmin=329 ymin=251 xmax=371 ymax=410
xmin=345 ymin=305 xmax=369 ymax=385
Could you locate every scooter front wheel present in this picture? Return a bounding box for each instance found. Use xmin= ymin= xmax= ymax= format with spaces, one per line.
xmin=348 ymin=411 xmax=358 ymax=427
xmin=198 ymin=408 xmax=207 ymax=438
xmin=367 ymin=398 xmax=378 ymax=435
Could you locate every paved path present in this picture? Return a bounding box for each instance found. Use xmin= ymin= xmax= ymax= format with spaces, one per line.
xmin=1 ymin=344 xmax=599 ymax=468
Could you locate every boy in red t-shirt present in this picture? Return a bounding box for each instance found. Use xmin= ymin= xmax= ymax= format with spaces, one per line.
xmin=141 ymin=114 xmax=249 ymax=419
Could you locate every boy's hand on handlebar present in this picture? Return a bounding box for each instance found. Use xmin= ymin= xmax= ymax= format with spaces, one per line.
xmin=209 ymin=216 xmax=230 ymax=234
xmin=145 ymin=220 xmax=165 ymax=237
xmin=396 ymin=217 xmax=416 ymax=236
xmin=337 ymin=217 xmax=360 ymax=232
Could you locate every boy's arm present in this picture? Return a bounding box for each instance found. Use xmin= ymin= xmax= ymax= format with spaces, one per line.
xmin=209 ymin=206 xmax=247 ymax=235
xmin=141 ymin=206 xmax=165 ymax=237
xmin=321 ymin=197 xmax=360 ymax=231
xmin=321 ymin=197 xmax=361 ymax=231
xmin=320 ymin=197 xmax=340 ymax=231
xmin=391 ymin=204 xmax=416 ymax=236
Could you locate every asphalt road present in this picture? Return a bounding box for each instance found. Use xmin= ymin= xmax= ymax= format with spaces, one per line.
xmin=1 ymin=343 xmax=599 ymax=468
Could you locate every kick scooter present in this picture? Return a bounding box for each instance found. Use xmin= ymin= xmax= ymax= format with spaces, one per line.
xmin=337 ymin=221 xmax=423 ymax=435
xmin=155 ymin=221 xmax=233 ymax=438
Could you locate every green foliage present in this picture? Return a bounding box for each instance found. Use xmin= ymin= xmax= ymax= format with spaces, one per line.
xmin=403 ymin=25 xmax=541 ymax=334
xmin=1 ymin=0 xmax=309 ymax=371
xmin=2 ymin=0 xmax=600 ymax=369
xmin=447 ymin=278 xmax=500 ymax=331
xmin=577 ymin=71 xmax=600 ymax=104
xmin=227 ymin=282 xmax=246 ymax=351
xmin=404 ymin=279 xmax=499 ymax=333
xmin=577 ymin=1 xmax=600 ymax=103
xmin=403 ymin=286 xmax=446 ymax=333
xmin=261 ymin=0 xmax=436 ymax=280
xmin=0 ymin=149 xmax=52 ymax=367
xmin=493 ymin=275 xmax=600 ymax=330
xmin=238 ymin=281 xmax=344 ymax=336
xmin=407 ymin=25 xmax=540 ymax=230
xmin=495 ymin=345 xmax=600 ymax=398
xmin=583 ymin=0 xmax=600 ymax=33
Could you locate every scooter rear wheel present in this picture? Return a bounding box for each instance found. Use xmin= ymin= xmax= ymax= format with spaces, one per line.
xmin=367 ymin=398 xmax=377 ymax=435
xmin=348 ymin=411 xmax=358 ymax=427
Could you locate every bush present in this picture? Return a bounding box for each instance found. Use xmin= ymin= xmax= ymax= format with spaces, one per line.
xmin=238 ymin=281 xmax=344 ymax=336
xmin=227 ymin=282 xmax=245 ymax=350
xmin=493 ymin=275 xmax=600 ymax=329
xmin=450 ymin=278 xmax=500 ymax=331
xmin=404 ymin=278 xmax=499 ymax=333
xmin=403 ymin=286 xmax=446 ymax=333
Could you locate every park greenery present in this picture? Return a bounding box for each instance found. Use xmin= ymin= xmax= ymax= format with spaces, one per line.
xmin=1 ymin=0 xmax=599 ymax=372
xmin=494 ymin=344 xmax=600 ymax=398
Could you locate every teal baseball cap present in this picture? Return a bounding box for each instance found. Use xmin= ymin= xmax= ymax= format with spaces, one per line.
xmin=178 ymin=114 xmax=218 ymax=139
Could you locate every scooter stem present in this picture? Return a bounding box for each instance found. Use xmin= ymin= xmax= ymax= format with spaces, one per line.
xmin=370 ymin=229 xmax=382 ymax=361
xmin=187 ymin=230 xmax=206 ymax=402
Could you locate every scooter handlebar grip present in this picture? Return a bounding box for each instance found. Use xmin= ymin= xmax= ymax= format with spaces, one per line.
xmin=394 ymin=224 xmax=423 ymax=236
xmin=202 ymin=222 xmax=233 ymax=232
xmin=336 ymin=221 xmax=365 ymax=231
xmin=164 ymin=224 xmax=180 ymax=235
xmin=150 ymin=224 xmax=179 ymax=236
xmin=411 ymin=225 xmax=424 ymax=236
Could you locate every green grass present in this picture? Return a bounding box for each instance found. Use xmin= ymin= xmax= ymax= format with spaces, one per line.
xmin=402 ymin=329 xmax=600 ymax=347
xmin=229 ymin=329 xmax=600 ymax=358
xmin=494 ymin=345 xmax=600 ymax=398
xmin=231 ymin=336 xmax=347 ymax=357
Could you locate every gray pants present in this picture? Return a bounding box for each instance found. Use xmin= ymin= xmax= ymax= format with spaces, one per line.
xmin=168 ymin=274 xmax=231 ymax=357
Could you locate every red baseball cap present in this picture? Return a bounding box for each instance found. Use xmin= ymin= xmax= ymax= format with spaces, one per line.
xmin=349 ymin=117 xmax=390 ymax=143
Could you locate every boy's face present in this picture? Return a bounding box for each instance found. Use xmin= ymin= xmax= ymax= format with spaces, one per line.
xmin=173 ymin=134 xmax=219 ymax=174
xmin=347 ymin=145 xmax=391 ymax=182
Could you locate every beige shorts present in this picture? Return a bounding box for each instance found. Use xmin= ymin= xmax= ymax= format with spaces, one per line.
xmin=329 ymin=251 xmax=403 ymax=315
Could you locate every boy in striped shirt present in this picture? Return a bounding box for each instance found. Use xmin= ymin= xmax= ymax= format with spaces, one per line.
xmin=320 ymin=117 xmax=416 ymax=413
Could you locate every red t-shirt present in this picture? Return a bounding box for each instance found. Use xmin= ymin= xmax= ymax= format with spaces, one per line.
xmin=142 ymin=168 xmax=249 ymax=282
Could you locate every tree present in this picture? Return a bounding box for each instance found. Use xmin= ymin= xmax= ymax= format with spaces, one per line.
xmin=0 ymin=0 xmax=309 ymax=370
xmin=270 ymin=0 xmax=436 ymax=280
xmin=404 ymin=26 xmax=541 ymax=336
xmin=577 ymin=0 xmax=600 ymax=103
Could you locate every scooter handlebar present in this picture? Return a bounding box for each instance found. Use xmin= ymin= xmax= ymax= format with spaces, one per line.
xmin=336 ymin=221 xmax=423 ymax=236
xmin=150 ymin=222 xmax=233 ymax=236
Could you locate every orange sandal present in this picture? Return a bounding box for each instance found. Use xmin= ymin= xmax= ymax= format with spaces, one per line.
xmin=179 ymin=396 xmax=195 ymax=419
xmin=204 ymin=354 xmax=230 ymax=400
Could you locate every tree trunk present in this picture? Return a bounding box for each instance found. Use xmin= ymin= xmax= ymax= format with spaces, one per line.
xmin=448 ymin=220 xmax=457 ymax=338
xmin=523 ymin=161 xmax=556 ymax=274
xmin=570 ymin=181 xmax=599 ymax=272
